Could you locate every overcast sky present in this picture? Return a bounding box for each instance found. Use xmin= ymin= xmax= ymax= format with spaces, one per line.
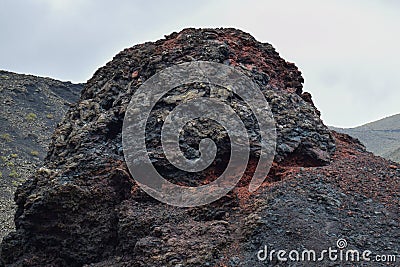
xmin=1 ymin=0 xmax=399 ymax=127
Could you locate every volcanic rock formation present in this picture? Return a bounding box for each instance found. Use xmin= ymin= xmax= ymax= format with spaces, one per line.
xmin=1 ymin=28 xmax=398 ymax=267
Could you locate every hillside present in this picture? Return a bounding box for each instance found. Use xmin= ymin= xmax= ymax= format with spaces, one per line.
xmin=331 ymin=114 xmax=400 ymax=162
xmin=0 ymin=71 xmax=83 ymax=242
xmin=384 ymin=146 xmax=400 ymax=162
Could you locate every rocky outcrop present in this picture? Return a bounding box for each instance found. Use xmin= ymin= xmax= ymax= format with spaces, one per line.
xmin=0 ymin=71 xmax=82 ymax=243
xmin=1 ymin=28 xmax=398 ymax=266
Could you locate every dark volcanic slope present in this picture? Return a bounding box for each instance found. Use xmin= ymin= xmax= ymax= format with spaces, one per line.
xmin=331 ymin=114 xmax=400 ymax=163
xmin=1 ymin=28 xmax=399 ymax=267
xmin=0 ymin=71 xmax=83 ymax=242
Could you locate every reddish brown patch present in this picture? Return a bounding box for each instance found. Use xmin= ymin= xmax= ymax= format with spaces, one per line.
xmin=131 ymin=70 xmax=139 ymax=79
xmin=154 ymin=28 xmax=303 ymax=95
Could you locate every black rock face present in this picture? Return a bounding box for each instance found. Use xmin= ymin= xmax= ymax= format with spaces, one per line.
xmin=3 ymin=28 xmax=397 ymax=267
xmin=46 ymin=28 xmax=334 ymax=171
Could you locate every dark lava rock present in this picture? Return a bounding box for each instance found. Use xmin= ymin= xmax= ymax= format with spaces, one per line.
xmin=1 ymin=28 xmax=398 ymax=267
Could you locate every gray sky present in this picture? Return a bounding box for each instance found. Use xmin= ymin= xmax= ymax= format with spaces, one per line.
xmin=1 ymin=0 xmax=399 ymax=127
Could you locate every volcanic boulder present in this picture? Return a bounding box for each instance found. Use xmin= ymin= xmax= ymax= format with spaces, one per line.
xmin=0 ymin=28 xmax=349 ymax=266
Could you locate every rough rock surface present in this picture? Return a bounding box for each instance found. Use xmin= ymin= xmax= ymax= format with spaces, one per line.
xmin=1 ymin=28 xmax=399 ymax=266
xmin=0 ymin=71 xmax=82 ymax=243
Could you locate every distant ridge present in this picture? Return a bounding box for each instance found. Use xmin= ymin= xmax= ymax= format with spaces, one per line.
xmin=330 ymin=113 xmax=400 ymax=162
